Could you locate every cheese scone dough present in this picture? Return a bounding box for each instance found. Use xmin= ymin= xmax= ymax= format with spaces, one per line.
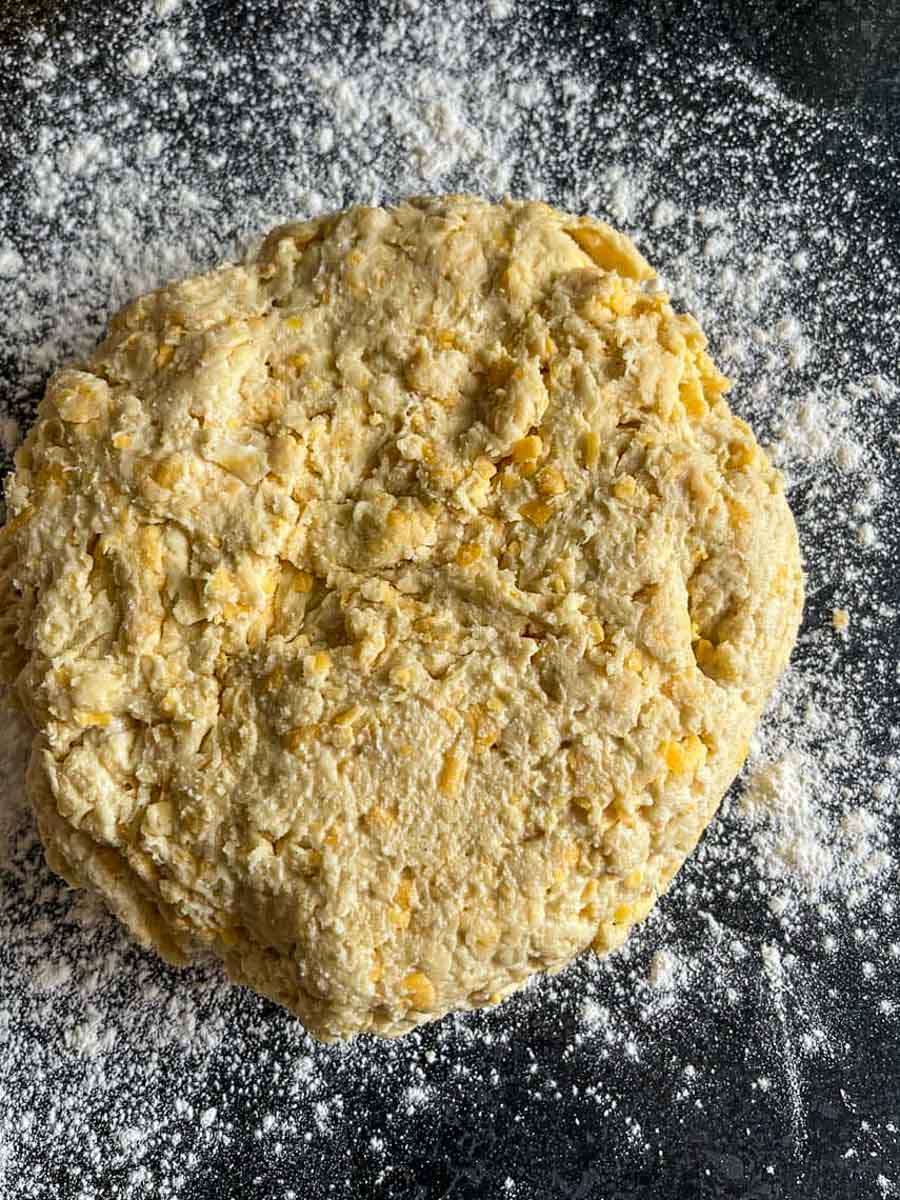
xmin=0 ymin=197 xmax=803 ymax=1040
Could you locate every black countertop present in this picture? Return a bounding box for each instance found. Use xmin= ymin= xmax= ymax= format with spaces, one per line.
xmin=1 ymin=3 xmax=899 ymax=1198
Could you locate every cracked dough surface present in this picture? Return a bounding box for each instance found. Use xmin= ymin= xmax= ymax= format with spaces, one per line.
xmin=0 ymin=196 xmax=803 ymax=1040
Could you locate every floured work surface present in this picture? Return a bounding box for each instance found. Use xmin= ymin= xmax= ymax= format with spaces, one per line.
xmin=0 ymin=2 xmax=897 ymax=1197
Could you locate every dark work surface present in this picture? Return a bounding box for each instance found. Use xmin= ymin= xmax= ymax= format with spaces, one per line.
xmin=1 ymin=3 xmax=899 ymax=1199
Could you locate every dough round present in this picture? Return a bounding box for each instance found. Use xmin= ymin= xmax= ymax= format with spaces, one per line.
xmin=0 ymin=196 xmax=803 ymax=1040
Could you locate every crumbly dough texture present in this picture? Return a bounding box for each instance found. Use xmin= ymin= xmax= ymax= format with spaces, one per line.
xmin=0 ymin=196 xmax=803 ymax=1040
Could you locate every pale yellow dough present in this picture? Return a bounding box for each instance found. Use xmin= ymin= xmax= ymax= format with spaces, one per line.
xmin=0 ymin=196 xmax=803 ymax=1040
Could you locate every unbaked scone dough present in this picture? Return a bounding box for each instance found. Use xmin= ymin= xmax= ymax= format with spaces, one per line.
xmin=0 ymin=196 xmax=803 ymax=1040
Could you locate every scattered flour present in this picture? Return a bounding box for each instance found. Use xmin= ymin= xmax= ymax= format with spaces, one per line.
xmin=648 ymin=948 xmax=680 ymax=990
xmin=124 ymin=46 xmax=154 ymax=78
xmin=1 ymin=1 xmax=898 ymax=1196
